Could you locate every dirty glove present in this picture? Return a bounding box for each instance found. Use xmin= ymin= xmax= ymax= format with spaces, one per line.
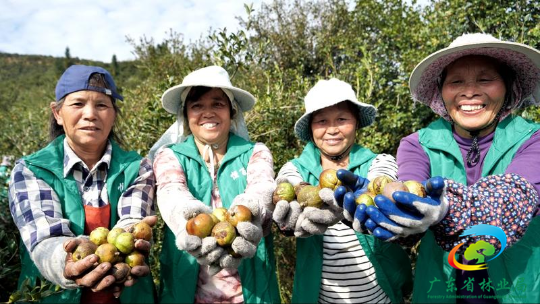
xmin=229 ymin=194 xmax=264 ymax=259
xmin=365 ymin=176 xmax=447 ymax=241
xmin=294 ymin=188 xmax=345 ymax=237
xmin=334 ymin=169 xmax=370 ymax=223
xmin=273 ymin=200 xmax=302 ymax=232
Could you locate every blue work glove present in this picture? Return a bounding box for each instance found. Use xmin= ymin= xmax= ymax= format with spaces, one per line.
xmin=334 ymin=169 xmax=370 ymax=224
xmin=366 ymin=176 xmax=448 ymax=241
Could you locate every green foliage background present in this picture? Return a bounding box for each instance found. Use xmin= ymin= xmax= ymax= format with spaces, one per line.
xmin=1 ymin=0 xmax=539 ymax=302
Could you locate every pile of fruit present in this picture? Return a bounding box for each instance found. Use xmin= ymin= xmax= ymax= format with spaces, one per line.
xmin=272 ymin=169 xmax=341 ymax=208
xmin=355 ymin=176 xmax=427 ymax=206
xmin=72 ymin=221 xmax=152 ymax=283
xmin=186 ymin=205 xmax=252 ymax=255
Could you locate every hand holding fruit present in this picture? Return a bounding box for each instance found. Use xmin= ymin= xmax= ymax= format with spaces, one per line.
xmin=63 ymin=238 xmax=115 ymax=292
xmin=294 ymin=187 xmax=344 ymax=237
xmin=366 ymin=176 xmax=448 ymax=240
xmin=333 ymin=169 xmax=372 ymax=222
xmin=229 ymin=194 xmax=264 ymax=259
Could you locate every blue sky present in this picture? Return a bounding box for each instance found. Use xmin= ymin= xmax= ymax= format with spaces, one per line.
xmin=0 ymin=0 xmax=265 ymax=62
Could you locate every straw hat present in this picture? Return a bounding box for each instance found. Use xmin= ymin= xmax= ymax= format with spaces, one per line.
xmin=409 ymin=33 xmax=540 ymax=120
xmin=294 ymin=78 xmax=377 ymax=142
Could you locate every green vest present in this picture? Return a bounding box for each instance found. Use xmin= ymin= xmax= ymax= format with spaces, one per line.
xmin=158 ymin=134 xmax=280 ymax=304
xmin=413 ymin=116 xmax=540 ymax=303
xmin=290 ymin=142 xmax=413 ymax=303
xmin=18 ymin=135 xmax=155 ymax=304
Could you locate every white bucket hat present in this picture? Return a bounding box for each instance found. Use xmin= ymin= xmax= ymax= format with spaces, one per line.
xmin=161 ymin=65 xmax=255 ymax=114
xmin=294 ymin=78 xmax=377 ymax=142
xmin=149 ymin=66 xmax=255 ymax=159
xmin=409 ymin=33 xmax=540 ymax=120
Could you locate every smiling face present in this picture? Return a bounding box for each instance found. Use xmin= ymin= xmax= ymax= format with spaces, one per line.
xmin=51 ymin=90 xmax=116 ymax=155
xmin=441 ymin=55 xmax=507 ymax=138
xmin=310 ymin=101 xmax=358 ymax=158
xmin=186 ymin=88 xmax=232 ymax=145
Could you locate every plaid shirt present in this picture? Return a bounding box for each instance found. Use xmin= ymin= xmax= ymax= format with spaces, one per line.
xmin=9 ymin=139 xmax=155 ymax=252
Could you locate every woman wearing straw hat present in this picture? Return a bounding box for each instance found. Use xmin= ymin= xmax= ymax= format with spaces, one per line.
xmin=151 ymin=66 xmax=279 ymax=303
xmin=353 ymin=33 xmax=540 ymax=303
xmin=274 ymin=78 xmax=412 ymax=303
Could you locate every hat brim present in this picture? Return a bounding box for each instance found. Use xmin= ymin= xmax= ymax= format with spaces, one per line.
xmin=409 ymin=40 xmax=540 ymax=118
xmin=162 ymin=84 xmax=256 ymax=115
xmin=294 ymin=101 xmax=377 ymax=142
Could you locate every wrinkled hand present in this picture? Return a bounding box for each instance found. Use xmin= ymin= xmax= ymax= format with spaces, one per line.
xmin=294 ymin=188 xmax=344 ymax=237
xmin=334 ymin=169 xmax=370 ymax=223
xmin=366 ymin=176 xmax=447 ymax=241
xmin=273 ymin=200 xmax=302 ymax=232
xmin=63 ymin=238 xmax=115 ymax=292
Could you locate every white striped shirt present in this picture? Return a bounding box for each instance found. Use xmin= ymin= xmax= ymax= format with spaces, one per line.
xmin=319 ymin=222 xmax=391 ymax=304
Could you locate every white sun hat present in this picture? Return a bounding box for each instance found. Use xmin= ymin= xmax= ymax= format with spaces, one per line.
xmin=161 ymin=65 xmax=255 ymax=114
xmin=149 ymin=66 xmax=255 ymax=159
xmin=409 ymin=33 xmax=540 ymax=120
xmin=294 ymin=78 xmax=377 ymax=142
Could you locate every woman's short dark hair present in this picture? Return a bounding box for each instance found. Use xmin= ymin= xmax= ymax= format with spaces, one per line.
xmin=49 ymin=72 xmax=123 ymax=145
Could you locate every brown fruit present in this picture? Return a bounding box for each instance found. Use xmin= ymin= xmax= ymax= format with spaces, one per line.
xmin=367 ymin=176 xmax=394 ymax=195
xmin=115 ymin=232 xmax=135 ymax=254
xmin=212 ymin=207 xmax=229 ymax=222
xmin=95 ymin=243 xmax=119 ymax=264
xmin=186 ymin=213 xmax=215 ymax=238
xmin=272 ymin=182 xmax=296 ymax=204
xmin=355 ymin=193 xmax=375 ymax=206
xmin=297 ymin=185 xmax=323 ymax=208
xmin=111 ymin=262 xmax=131 ymax=283
xmin=228 ymin=205 xmax=253 ymax=227
xmin=89 ymin=227 xmax=109 ymax=246
xmin=212 ymin=221 xmax=236 ymax=247
xmin=381 ymin=181 xmax=408 ymax=203
xmin=72 ymin=242 xmax=97 ymax=262
xmin=130 ymin=221 xmax=153 ymax=241
xmin=125 ymin=251 xmax=145 ymax=267
xmin=404 ymin=180 xmax=427 ymax=197
xmin=319 ymin=169 xmax=342 ymax=190
xmin=294 ymin=182 xmax=311 ymax=196
xmin=107 ymin=227 xmax=126 ymax=245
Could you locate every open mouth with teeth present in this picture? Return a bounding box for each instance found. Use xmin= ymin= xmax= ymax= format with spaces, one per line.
xmin=201 ymin=123 xmax=218 ymax=129
xmin=460 ymin=104 xmax=485 ymax=111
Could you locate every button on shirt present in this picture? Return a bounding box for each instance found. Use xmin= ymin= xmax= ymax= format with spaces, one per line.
xmin=9 ymin=139 xmax=155 ymax=252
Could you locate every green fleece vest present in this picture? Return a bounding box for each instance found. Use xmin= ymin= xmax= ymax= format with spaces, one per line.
xmin=413 ymin=116 xmax=540 ymax=303
xmin=290 ymin=142 xmax=413 ymax=303
xmin=18 ymin=135 xmax=155 ymax=304
xmin=158 ymin=134 xmax=280 ymax=304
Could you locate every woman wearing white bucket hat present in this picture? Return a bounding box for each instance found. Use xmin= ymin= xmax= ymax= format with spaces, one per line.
xmin=355 ymin=33 xmax=540 ymax=303
xmin=274 ymin=78 xmax=412 ymax=303
xmin=151 ymin=66 xmax=279 ymax=303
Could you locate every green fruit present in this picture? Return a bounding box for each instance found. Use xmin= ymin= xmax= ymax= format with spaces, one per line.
xmin=72 ymin=242 xmax=97 ymax=262
xmin=367 ymin=176 xmax=394 ymax=195
xmin=89 ymin=227 xmax=109 ymax=246
xmin=107 ymin=227 xmax=126 ymax=245
xmin=114 ymin=232 xmax=135 ymax=254
xmin=355 ymin=193 xmax=375 ymax=206
xmin=319 ymin=169 xmax=342 ymax=190
xmin=294 ymin=182 xmax=311 ymax=196
xmin=297 ymin=185 xmax=323 ymax=208
xmin=95 ymin=243 xmax=119 ymax=263
xmin=404 ymin=180 xmax=427 ymax=197
xmin=212 ymin=221 xmax=236 ymax=247
xmin=125 ymin=251 xmax=145 ymax=267
xmin=272 ymin=182 xmax=296 ymax=204
xmin=130 ymin=221 xmax=153 ymax=241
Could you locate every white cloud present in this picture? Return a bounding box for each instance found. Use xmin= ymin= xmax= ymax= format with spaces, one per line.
xmin=0 ymin=0 xmax=264 ymax=62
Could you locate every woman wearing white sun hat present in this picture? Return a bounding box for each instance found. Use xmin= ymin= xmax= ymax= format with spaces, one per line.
xmin=275 ymin=78 xmax=412 ymax=303
xmin=352 ymin=33 xmax=540 ymax=303
xmin=151 ymin=66 xmax=279 ymax=303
